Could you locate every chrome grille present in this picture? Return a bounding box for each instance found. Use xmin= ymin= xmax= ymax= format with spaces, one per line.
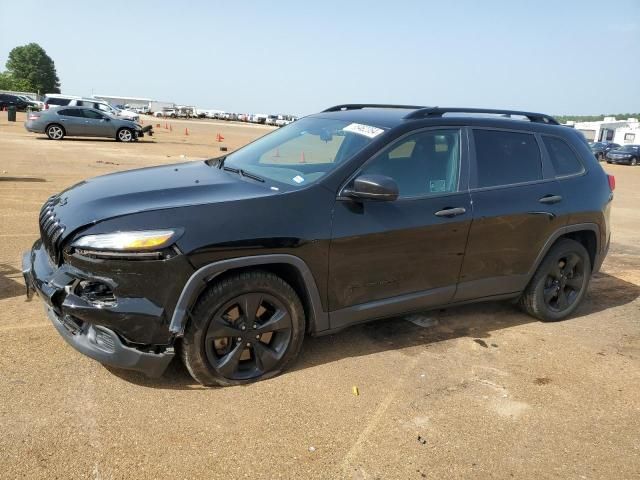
xmin=39 ymin=195 xmax=66 ymax=264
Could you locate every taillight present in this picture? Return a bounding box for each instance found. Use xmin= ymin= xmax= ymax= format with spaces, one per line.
xmin=607 ymin=174 xmax=616 ymax=191
xmin=45 ymin=104 xmax=49 ymax=109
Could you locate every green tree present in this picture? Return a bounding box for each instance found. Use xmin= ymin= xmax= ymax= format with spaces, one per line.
xmin=0 ymin=71 xmax=32 ymax=92
xmin=4 ymin=43 xmax=60 ymax=94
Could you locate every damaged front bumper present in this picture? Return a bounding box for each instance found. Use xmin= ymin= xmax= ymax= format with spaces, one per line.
xmin=22 ymin=243 xmax=176 ymax=377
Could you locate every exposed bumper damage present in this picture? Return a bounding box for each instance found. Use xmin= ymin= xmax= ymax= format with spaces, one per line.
xmin=22 ymin=241 xmax=189 ymax=377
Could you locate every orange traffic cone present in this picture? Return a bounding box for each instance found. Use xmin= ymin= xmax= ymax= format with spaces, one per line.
xmin=216 ymin=133 xmax=224 ymax=142
xmin=300 ymin=151 xmax=306 ymax=163
xmin=184 ymin=128 xmax=189 ymax=136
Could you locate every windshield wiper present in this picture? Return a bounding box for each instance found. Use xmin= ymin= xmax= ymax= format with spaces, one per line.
xmin=221 ymin=164 xmax=264 ymax=182
xmin=239 ymin=169 xmax=265 ymax=182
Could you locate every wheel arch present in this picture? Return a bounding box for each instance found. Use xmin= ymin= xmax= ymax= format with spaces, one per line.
xmin=527 ymin=223 xmax=600 ymax=283
xmin=169 ymin=254 xmax=328 ymax=337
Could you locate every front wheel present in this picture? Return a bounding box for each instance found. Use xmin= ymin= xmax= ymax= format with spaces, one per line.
xmin=116 ymin=128 xmax=134 ymax=142
xmin=631 ymin=157 xmax=638 ymax=166
xmin=180 ymin=271 xmax=306 ymax=386
xmin=519 ymin=239 xmax=591 ymax=321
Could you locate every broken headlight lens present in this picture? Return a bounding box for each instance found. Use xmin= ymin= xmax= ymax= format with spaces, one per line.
xmin=72 ymin=230 xmax=176 ymax=251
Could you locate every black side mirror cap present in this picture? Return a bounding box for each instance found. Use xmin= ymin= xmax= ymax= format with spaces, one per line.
xmin=342 ymin=174 xmax=399 ymax=201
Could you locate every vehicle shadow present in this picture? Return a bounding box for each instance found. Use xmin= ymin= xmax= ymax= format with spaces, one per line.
xmin=0 ymin=176 xmax=46 ymax=182
xmin=106 ymin=272 xmax=640 ymax=390
xmin=35 ymin=137 xmax=117 ymax=143
xmin=0 ymin=264 xmax=26 ymax=301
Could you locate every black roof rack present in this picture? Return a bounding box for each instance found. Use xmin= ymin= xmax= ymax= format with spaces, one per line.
xmin=322 ymin=104 xmax=428 ymax=112
xmin=404 ymin=107 xmax=559 ymax=125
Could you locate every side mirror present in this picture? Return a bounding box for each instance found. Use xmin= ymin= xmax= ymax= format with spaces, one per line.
xmin=342 ymin=174 xmax=399 ymax=201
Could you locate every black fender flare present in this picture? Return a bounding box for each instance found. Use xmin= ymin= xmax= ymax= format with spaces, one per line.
xmin=525 ymin=222 xmax=601 ymax=282
xmin=169 ymin=254 xmax=328 ymax=336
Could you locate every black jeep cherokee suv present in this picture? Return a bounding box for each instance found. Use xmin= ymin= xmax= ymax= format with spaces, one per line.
xmin=23 ymin=105 xmax=614 ymax=386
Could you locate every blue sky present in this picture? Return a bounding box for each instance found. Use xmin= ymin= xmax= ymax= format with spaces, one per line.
xmin=1 ymin=0 xmax=638 ymax=115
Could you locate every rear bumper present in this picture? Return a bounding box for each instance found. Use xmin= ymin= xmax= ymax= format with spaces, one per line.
xmin=22 ymin=246 xmax=175 ymax=377
xmin=24 ymin=121 xmax=43 ymax=133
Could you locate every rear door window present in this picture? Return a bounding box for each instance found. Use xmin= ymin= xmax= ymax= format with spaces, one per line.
xmin=542 ymin=136 xmax=585 ymax=176
xmin=473 ymin=129 xmax=542 ymax=188
xmin=58 ymin=109 xmax=82 ymax=117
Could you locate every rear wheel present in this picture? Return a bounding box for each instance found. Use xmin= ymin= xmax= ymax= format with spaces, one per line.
xmin=116 ymin=128 xmax=134 ymax=142
xmin=519 ymin=239 xmax=591 ymax=321
xmin=181 ymin=271 xmax=305 ymax=386
xmin=631 ymin=157 xmax=638 ymax=166
xmin=46 ymin=124 xmax=64 ymax=140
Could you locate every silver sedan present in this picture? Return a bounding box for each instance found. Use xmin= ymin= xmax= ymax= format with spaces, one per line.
xmin=24 ymin=106 xmax=150 ymax=142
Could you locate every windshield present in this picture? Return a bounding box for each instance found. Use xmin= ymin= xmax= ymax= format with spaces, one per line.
xmin=590 ymin=142 xmax=603 ymax=148
xmin=222 ymin=117 xmax=384 ymax=186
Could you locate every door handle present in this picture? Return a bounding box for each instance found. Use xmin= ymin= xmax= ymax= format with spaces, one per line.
xmin=434 ymin=207 xmax=466 ymax=217
xmin=539 ymin=195 xmax=562 ymax=204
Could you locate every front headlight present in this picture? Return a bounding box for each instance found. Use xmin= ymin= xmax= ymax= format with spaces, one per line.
xmin=72 ymin=230 xmax=177 ymax=251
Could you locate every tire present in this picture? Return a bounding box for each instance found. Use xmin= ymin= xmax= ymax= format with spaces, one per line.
xmin=116 ymin=128 xmax=134 ymax=142
xmin=598 ymin=153 xmax=604 ymax=162
xmin=46 ymin=124 xmax=65 ymax=140
xmin=180 ymin=271 xmax=306 ymax=386
xmin=519 ymin=239 xmax=591 ymax=321
xmin=631 ymin=157 xmax=638 ymax=166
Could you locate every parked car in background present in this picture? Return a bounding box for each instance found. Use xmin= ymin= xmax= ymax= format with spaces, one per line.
xmin=590 ymin=141 xmax=620 ymax=161
xmin=275 ymin=115 xmax=297 ymax=127
xmin=0 ymin=93 xmax=33 ymax=111
xmin=22 ymin=104 xmax=613 ymax=386
xmin=606 ymin=145 xmax=640 ymax=165
xmin=43 ymin=94 xmax=81 ymax=109
xmin=68 ymin=99 xmax=139 ymax=121
xmin=16 ymin=95 xmax=44 ymax=110
xmin=265 ymin=115 xmax=279 ymax=126
xmin=24 ymin=106 xmax=148 ymax=142
xmin=154 ymin=109 xmax=177 ymax=118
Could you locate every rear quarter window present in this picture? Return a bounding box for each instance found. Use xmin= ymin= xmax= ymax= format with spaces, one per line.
xmin=473 ymin=129 xmax=542 ymax=188
xmin=542 ymin=136 xmax=585 ymax=177
xmin=47 ymin=98 xmax=70 ymax=106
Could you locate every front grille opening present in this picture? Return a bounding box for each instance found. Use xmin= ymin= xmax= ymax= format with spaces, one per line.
xmin=38 ymin=196 xmax=66 ymax=264
xmin=76 ymin=280 xmax=116 ymax=307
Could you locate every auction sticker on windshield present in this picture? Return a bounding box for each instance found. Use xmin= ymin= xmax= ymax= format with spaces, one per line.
xmin=343 ymin=123 xmax=385 ymax=139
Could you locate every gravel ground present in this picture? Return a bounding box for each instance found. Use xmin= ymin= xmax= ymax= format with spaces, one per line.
xmin=0 ymin=112 xmax=638 ymax=479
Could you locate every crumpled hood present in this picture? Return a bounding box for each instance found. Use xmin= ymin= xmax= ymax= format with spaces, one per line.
xmin=49 ymin=160 xmax=274 ymax=239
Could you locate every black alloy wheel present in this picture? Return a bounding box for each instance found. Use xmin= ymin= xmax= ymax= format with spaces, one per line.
xmin=542 ymin=253 xmax=584 ymax=313
xmin=519 ymin=239 xmax=591 ymax=321
xmin=181 ymin=271 xmax=305 ymax=386
xmin=205 ymin=293 xmax=292 ymax=380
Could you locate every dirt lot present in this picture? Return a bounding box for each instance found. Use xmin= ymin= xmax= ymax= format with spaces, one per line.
xmin=1 ymin=111 xmax=638 ymax=479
